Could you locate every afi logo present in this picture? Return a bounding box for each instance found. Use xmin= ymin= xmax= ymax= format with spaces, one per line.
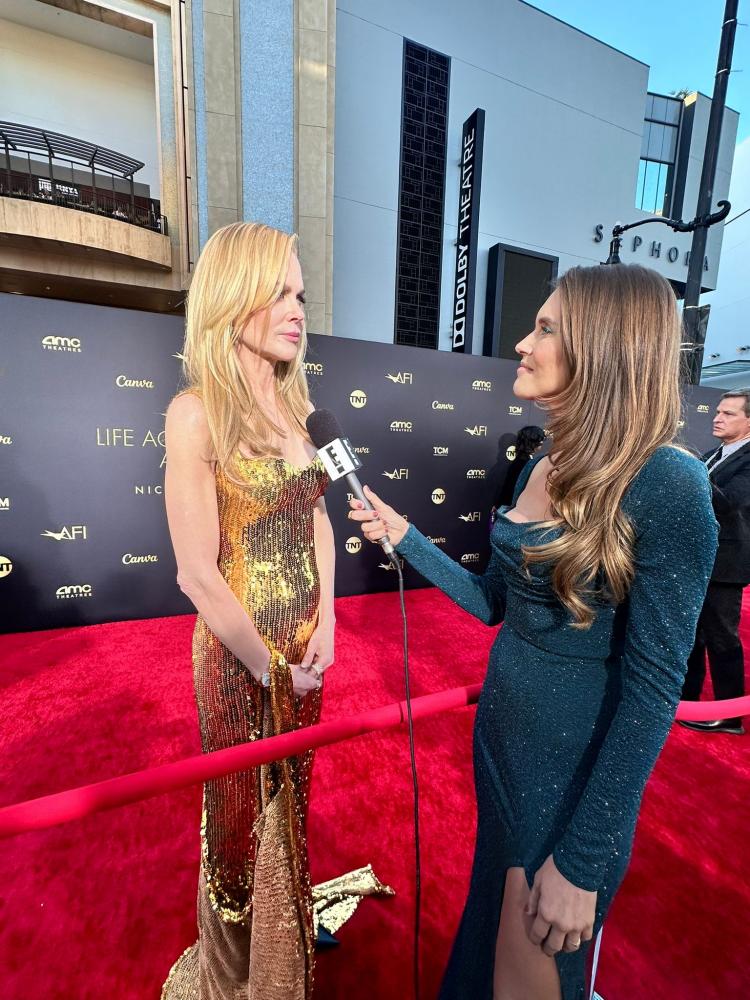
xmin=379 ymin=557 xmax=405 ymax=571
xmin=465 ymin=425 xmax=487 ymax=437
xmin=42 ymin=335 xmax=81 ymax=352
xmin=431 ymin=488 xmax=446 ymax=504
xmin=41 ymin=526 xmax=87 ymax=541
xmin=383 ymin=468 xmax=409 ymax=480
xmin=466 ymin=469 xmax=486 ymax=479
xmin=472 ymin=379 xmax=492 ymax=391
xmin=461 ymin=553 xmax=480 ymax=563
xmin=508 ymin=405 xmax=523 ymax=415
xmin=56 ymin=584 xmax=93 ymax=599
xmin=697 ymin=404 xmax=710 ymax=413
xmin=385 ymin=372 xmax=413 ymax=384
xmin=390 ymin=421 xmax=413 ymax=432
xmin=350 ymin=389 xmax=367 ymax=408
xmin=459 ymin=512 xmax=482 ymax=522
xmin=345 ymin=536 xmax=362 ymax=554
xmin=0 ymin=556 xmax=12 ymax=578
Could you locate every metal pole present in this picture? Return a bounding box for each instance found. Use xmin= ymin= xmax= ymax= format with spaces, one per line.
xmin=683 ymin=0 xmax=739 ymax=383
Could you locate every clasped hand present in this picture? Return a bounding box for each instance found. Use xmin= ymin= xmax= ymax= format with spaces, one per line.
xmin=290 ymin=620 xmax=335 ymax=697
xmin=524 ymin=855 xmax=596 ymax=956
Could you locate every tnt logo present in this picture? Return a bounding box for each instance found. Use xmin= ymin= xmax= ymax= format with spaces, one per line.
xmin=459 ymin=512 xmax=482 ymax=523
xmin=461 ymin=553 xmax=480 ymax=564
xmin=350 ymin=389 xmax=367 ymax=408
xmin=508 ymin=405 xmax=523 ymax=415
xmin=56 ymin=584 xmax=93 ymax=599
xmin=383 ymin=468 xmax=409 ymax=480
xmin=345 ymin=537 xmax=362 ymax=554
xmin=506 ymin=445 xmax=517 ymax=461
xmin=0 ymin=555 xmax=12 ymax=578
xmin=42 ymin=335 xmax=81 ymax=352
xmin=41 ymin=526 xmax=87 ymax=541
xmin=465 ymin=425 xmax=487 ymax=437
xmin=431 ymin=488 xmax=446 ymax=505
xmin=472 ymin=380 xmax=492 ymax=391
xmin=385 ymin=372 xmax=413 ymax=384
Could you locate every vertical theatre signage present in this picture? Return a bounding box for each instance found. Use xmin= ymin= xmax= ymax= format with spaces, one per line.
xmin=452 ymin=108 xmax=485 ymax=353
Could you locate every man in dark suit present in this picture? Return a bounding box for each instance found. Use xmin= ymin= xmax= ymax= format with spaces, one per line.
xmin=680 ymin=389 xmax=750 ymax=735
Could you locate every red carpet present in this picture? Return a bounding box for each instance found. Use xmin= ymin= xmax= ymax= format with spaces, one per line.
xmin=1 ymin=588 xmax=748 ymax=1000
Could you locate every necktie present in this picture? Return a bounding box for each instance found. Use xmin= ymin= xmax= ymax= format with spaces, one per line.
xmin=706 ymin=448 xmax=723 ymax=473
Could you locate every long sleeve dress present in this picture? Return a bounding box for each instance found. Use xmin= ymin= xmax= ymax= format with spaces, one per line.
xmin=395 ymin=446 xmax=718 ymax=1000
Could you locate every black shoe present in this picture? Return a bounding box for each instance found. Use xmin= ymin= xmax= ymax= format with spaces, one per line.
xmin=678 ymin=718 xmax=745 ymax=735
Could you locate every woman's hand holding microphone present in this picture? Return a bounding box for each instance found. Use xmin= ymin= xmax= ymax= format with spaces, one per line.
xmin=347 ymin=486 xmax=409 ymax=548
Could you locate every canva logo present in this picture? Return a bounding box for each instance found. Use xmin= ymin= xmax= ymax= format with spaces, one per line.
xmin=386 ymin=372 xmax=413 ymax=384
xmin=466 ymin=469 xmax=486 ymax=479
xmin=56 ymin=584 xmax=92 ymax=599
xmin=304 ymin=362 xmax=324 ymax=376
xmin=353 ymin=446 xmax=370 ymax=455
xmin=458 ymin=512 xmax=482 ymax=522
xmin=508 ymin=405 xmax=523 ymax=415
xmin=390 ymin=420 xmax=412 ymax=432
xmin=134 ymin=485 xmax=163 ymax=495
xmin=41 ymin=525 xmax=87 ymax=541
xmin=431 ymin=488 xmax=446 ymax=505
xmin=461 ymin=553 xmax=480 ymax=563
xmin=506 ymin=445 xmax=517 ymax=461
xmin=116 ymin=375 xmax=155 ymax=389
xmin=432 ymin=400 xmax=455 ymax=410
xmin=42 ymin=335 xmax=81 ymax=352
xmin=433 ymin=446 xmax=449 ymax=456
xmin=427 ymin=535 xmax=446 ymax=545
xmin=345 ymin=536 xmax=362 ymax=554
xmin=122 ymin=553 xmax=159 ymax=565
xmin=472 ymin=380 xmax=492 ymax=391
xmin=465 ymin=425 xmax=487 ymax=437
xmin=383 ymin=468 xmax=409 ymax=480
xmin=350 ymin=389 xmax=367 ymax=408
xmin=0 ymin=435 xmax=12 ymax=445
xmin=0 ymin=555 xmax=12 ymax=578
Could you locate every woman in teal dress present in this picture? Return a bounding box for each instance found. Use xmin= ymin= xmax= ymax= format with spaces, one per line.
xmin=349 ymin=264 xmax=718 ymax=1000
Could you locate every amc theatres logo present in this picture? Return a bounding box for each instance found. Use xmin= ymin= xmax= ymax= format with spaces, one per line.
xmin=459 ymin=512 xmax=482 ymax=522
xmin=350 ymin=389 xmax=367 ymax=408
xmin=386 ymin=372 xmax=413 ymax=384
xmin=431 ymin=488 xmax=446 ymax=505
xmin=433 ymin=446 xmax=449 ymax=456
xmin=465 ymin=425 xmax=487 ymax=437
xmin=390 ymin=421 xmax=412 ymax=433
xmin=42 ymin=335 xmax=81 ymax=353
xmin=0 ymin=555 xmax=12 ymax=578
xmin=116 ymin=375 xmax=155 ymax=389
xmin=56 ymin=584 xmax=92 ymax=599
xmin=508 ymin=405 xmax=523 ymax=416
xmin=383 ymin=468 xmax=409 ymax=480
xmin=506 ymin=445 xmax=517 ymax=461
xmin=427 ymin=535 xmax=446 ymax=545
xmin=0 ymin=435 xmax=12 ymax=445
xmin=461 ymin=553 xmax=480 ymax=564
xmin=122 ymin=553 xmax=159 ymax=564
xmin=466 ymin=469 xmax=486 ymax=479
xmin=472 ymin=380 xmax=492 ymax=391
xmin=432 ymin=400 xmax=455 ymax=411
xmin=41 ymin=525 xmax=87 ymax=541
xmin=697 ymin=404 xmax=710 ymax=413
xmin=345 ymin=536 xmax=362 ymax=555
xmin=304 ymin=362 xmax=324 ymax=376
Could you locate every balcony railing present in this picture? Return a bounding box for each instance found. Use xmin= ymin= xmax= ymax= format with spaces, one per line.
xmin=0 ymin=121 xmax=167 ymax=235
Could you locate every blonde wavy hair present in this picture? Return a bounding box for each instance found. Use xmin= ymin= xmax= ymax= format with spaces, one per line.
xmin=524 ymin=264 xmax=683 ymax=628
xmin=181 ymin=222 xmax=311 ymax=482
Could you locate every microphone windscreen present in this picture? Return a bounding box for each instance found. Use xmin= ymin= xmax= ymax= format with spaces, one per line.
xmin=306 ymin=408 xmax=344 ymax=449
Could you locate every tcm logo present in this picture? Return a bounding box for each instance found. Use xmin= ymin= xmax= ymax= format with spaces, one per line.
xmin=466 ymin=469 xmax=486 ymax=479
xmin=379 ymin=557 xmax=405 ymax=571
xmin=697 ymin=404 xmax=710 ymax=413
xmin=386 ymin=372 xmax=413 ymax=384
xmin=350 ymin=389 xmax=367 ymax=408
xmin=431 ymin=400 xmax=455 ymax=411
xmin=345 ymin=536 xmax=362 ymax=554
xmin=506 ymin=445 xmax=517 ymax=461
xmin=122 ymin=553 xmax=159 ymax=565
xmin=0 ymin=435 xmax=11 ymax=445
xmin=304 ymin=362 xmax=324 ymax=376
xmin=353 ymin=446 xmax=370 ymax=455
xmin=461 ymin=553 xmax=480 ymax=564
xmin=465 ymin=425 xmax=487 ymax=437
xmin=56 ymin=584 xmax=92 ymax=599
xmin=41 ymin=525 xmax=87 ymax=542
xmin=383 ymin=468 xmax=409 ymax=480
xmin=427 ymin=535 xmax=446 ymax=545
xmin=433 ymin=446 xmax=449 ymax=456
xmin=0 ymin=497 xmax=9 ymax=512
xmin=135 ymin=485 xmax=163 ymax=495
xmin=431 ymin=488 xmax=446 ymax=505
xmin=42 ymin=335 xmax=81 ymax=352
xmin=0 ymin=555 xmax=12 ymax=578
xmin=116 ymin=375 xmax=155 ymax=389
xmin=390 ymin=421 xmax=413 ymax=433
xmin=472 ymin=379 xmax=492 ymax=391
xmin=459 ymin=512 xmax=482 ymax=523
xmin=508 ymin=405 xmax=524 ymax=415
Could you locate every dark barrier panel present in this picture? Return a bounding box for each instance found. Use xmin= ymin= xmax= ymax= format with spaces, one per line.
xmin=0 ymin=293 xmax=723 ymax=632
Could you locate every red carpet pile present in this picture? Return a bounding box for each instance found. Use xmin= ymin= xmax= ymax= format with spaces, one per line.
xmin=1 ymin=588 xmax=748 ymax=999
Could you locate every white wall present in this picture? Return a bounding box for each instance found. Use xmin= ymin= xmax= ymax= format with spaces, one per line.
xmin=334 ymin=0 xmax=737 ymax=351
xmin=0 ymin=18 xmax=160 ymax=194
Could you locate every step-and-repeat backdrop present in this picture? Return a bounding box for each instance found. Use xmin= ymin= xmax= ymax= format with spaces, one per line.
xmin=0 ymin=292 xmax=722 ymax=632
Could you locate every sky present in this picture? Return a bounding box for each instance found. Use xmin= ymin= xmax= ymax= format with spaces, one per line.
xmin=528 ymin=0 xmax=749 ymax=143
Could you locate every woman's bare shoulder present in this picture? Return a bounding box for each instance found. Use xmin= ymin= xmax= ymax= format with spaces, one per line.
xmin=166 ymin=391 xmax=211 ymax=448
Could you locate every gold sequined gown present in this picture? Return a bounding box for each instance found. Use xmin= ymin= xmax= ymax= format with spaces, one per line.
xmin=163 ymin=455 xmax=328 ymax=1000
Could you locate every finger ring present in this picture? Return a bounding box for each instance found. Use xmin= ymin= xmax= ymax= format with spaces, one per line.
xmin=570 ymin=939 xmax=581 ymax=950
xmin=311 ymin=664 xmax=322 ymax=679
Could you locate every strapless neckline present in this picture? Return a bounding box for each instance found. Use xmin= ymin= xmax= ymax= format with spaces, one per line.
xmin=235 ymin=453 xmax=323 ymax=475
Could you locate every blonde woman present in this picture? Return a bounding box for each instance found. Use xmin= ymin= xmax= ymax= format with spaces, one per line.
xmin=349 ymin=265 xmax=718 ymax=1000
xmin=162 ymin=223 xmax=334 ymax=1000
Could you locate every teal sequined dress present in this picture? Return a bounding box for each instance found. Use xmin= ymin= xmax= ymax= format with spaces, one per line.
xmin=396 ymin=447 xmax=718 ymax=1000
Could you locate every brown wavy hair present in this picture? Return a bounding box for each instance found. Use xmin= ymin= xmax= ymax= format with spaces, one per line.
xmin=523 ymin=264 xmax=683 ymax=627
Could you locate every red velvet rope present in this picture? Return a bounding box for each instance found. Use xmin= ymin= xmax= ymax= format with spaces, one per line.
xmin=0 ymin=686 xmax=747 ymax=839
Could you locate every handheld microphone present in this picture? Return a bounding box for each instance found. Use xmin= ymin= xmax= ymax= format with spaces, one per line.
xmin=306 ymin=408 xmax=398 ymax=560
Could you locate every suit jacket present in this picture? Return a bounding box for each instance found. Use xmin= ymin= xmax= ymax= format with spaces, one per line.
xmin=702 ymin=439 xmax=750 ymax=585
